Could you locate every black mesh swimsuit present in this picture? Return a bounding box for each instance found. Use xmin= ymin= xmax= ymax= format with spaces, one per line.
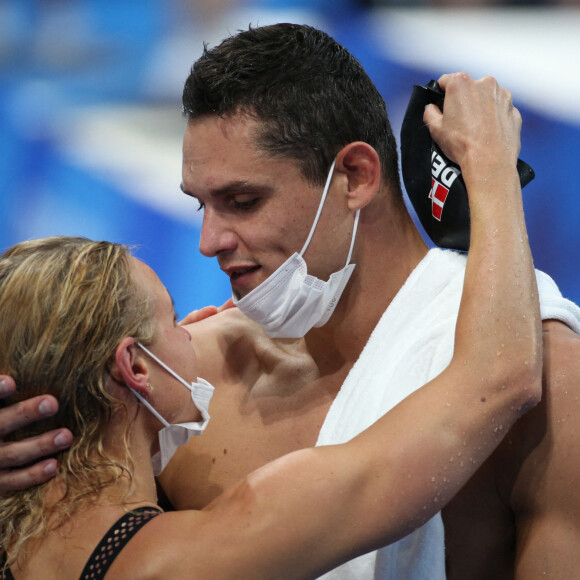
xmin=1 ymin=506 xmax=162 ymax=580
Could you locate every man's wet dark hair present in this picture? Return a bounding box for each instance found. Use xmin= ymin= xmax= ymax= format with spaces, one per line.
xmin=182 ymin=23 xmax=401 ymax=194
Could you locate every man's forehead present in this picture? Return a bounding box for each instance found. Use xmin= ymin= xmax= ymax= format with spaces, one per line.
xmin=181 ymin=115 xmax=261 ymax=182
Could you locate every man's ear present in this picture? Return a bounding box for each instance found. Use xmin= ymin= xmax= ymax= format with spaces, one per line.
xmin=110 ymin=337 xmax=150 ymax=396
xmin=335 ymin=142 xmax=381 ymax=211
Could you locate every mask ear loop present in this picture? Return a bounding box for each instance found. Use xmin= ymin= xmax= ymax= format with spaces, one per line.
xmin=300 ymin=159 xmax=336 ymax=257
xmin=130 ymin=388 xmax=171 ymax=428
xmin=344 ymin=209 xmax=360 ymax=267
xmin=138 ymin=342 xmax=194 ymax=393
xmin=136 ymin=343 xmax=211 ymax=422
xmin=299 ymin=159 xmax=360 ymax=268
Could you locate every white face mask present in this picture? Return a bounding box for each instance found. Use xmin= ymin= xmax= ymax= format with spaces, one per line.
xmin=130 ymin=343 xmax=215 ymax=476
xmin=233 ymin=159 xmax=360 ymax=339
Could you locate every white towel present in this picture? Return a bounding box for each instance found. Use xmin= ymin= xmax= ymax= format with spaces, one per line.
xmin=316 ymin=248 xmax=580 ymax=580
xmin=536 ymin=269 xmax=580 ymax=333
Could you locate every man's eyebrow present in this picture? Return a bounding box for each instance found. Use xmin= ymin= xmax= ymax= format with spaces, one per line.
xmin=180 ymin=181 xmax=271 ymax=198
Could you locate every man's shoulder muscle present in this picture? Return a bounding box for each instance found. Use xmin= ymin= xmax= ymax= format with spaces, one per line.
xmin=161 ymin=312 xmax=330 ymax=510
xmin=444 ymin=320 xmax=580 ymax=579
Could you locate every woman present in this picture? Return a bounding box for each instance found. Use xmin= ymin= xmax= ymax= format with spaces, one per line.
xmin=0 ymin=90 xmax=541 ymax=578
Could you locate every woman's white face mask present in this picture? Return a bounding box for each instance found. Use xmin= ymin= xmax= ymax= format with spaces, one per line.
xmin=233 ymin=159 xmax=360 ymax=339
xmin=130 ymin=343 xmax=215 ymax=476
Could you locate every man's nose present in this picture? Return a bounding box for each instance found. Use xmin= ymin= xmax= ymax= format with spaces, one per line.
xmin=198 ymin=210 xmax=238 ymax=258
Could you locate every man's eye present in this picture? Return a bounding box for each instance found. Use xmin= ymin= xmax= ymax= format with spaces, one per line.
xmin=231 ymin=198 xmax=258 ymax=211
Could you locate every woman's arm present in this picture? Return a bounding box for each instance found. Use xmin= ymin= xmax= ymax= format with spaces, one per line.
xmin=190 ymin=73 xmax=542 ymax=579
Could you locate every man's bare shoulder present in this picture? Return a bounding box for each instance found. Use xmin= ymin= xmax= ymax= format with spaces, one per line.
xmin=506 ymin=320 xmax=580 ymax=577
xmin=185 ymin=308 xmax=270 ymax=386
xmin=444 ymin=320 xmax=580 ymax=579
xmin=161 ymin=309 xmax=324 ymax=511
xmin=186 ymin=308 xmax=318 ymax=392
xmin=185 ymin=307 xmax=263 ymax=357
xmin=505 ymin=320 xmax=580 ymax=486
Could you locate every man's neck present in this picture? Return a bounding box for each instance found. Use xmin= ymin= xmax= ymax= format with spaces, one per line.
xmin=304 ymin=211 xmax=428 ymax=371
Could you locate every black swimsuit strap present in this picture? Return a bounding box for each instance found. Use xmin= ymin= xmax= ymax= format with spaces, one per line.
xmin=79 ymin=506 xmax=163 ymax=579
xmin=0 ymin=506 xmax=162 ymax=580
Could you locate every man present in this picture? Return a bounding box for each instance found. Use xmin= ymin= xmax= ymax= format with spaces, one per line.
xmin=2 ymin=23 xmax=580 ymax=579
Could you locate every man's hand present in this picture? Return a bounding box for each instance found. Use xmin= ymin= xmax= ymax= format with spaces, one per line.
xmin=179 ymin=298 xmax=236 ymax=326
xmin=423 ymin=72 xmax=522 ymax=175
xmin=0 ymin=375 xmax=73 ymax=492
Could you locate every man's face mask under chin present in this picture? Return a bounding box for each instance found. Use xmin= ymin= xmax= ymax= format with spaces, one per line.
xmin=233 ymin=159 xmax=360 ymax=339
xmin=130 ymin=343 xmax=215 ymax=476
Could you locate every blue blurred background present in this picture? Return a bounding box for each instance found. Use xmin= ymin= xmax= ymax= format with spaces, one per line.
xmin=1 ymin=0 xmax=578 ymax=317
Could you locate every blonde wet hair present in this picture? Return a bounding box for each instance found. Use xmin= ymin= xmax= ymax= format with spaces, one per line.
xmin=0 ymin=236 xmax=157 ymax=565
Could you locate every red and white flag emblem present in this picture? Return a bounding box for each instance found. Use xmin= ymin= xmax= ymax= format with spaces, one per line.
xmin=429 ymin=178 xmax=449 ymax=221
